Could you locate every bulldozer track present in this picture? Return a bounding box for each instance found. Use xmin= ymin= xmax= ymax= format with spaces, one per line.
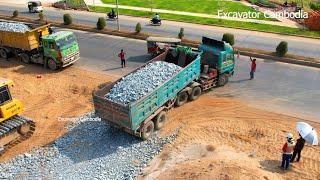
xmin=0 ymin=116 xmax=35 ymax=156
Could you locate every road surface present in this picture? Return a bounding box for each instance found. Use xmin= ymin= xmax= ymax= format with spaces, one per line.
xmin=61 ymin=29 xmax=320 ymax=122
xmin=0 ymin=3 xmax=319 ymax=58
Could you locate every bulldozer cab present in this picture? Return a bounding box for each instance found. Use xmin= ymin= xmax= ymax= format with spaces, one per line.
xmin=0 ymin=79 xmax=13 ymax=106
xmin=0 ymin=79 xmax=23 ymax=122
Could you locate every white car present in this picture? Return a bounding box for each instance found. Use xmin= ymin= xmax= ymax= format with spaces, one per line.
xmin=28 ymin=1 xmax=43 ymax=13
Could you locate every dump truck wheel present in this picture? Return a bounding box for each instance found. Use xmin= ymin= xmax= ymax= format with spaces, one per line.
xmin=0 ymin=48 xmax=8 ymax=59
xmin=141 ymin=121 xmax=154 ymax=140
xmin=20 ymin=53 xmax=30 ymax=64
xmin=189 ymin=86 xmax=202 ymax=101
xmin=218 ymin=74 xmax=228 ymax=87
xmin=154 ymin=111 xmax=166 ymax=130
xmin=175 ymin=91 xmax=188 ymax=107
xmin=47 ymin=58 xmax=57 ymax=70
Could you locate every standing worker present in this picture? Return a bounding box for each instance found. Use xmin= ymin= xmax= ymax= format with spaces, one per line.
xmin=291 ymin=134 xmax=305 ymax=162
xmin=250 ymin=57 xmax=256 ymax=80
xmin=118 ymin=49 xmax=126 ymax=68
xmin=280 ymin=133 xmax=295 ymax=170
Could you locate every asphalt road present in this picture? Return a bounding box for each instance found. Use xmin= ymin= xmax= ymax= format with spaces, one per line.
xmin=0 ymin=3 xmax=320 ymax=58
xmin=63 ymin=29 xmax=320 ymax=122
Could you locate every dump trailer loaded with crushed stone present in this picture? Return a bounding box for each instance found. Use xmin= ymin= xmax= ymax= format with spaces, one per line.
xmin=93 ymin=37 xmax=236 ymax=139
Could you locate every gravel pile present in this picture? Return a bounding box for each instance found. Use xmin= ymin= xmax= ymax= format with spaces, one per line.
xmin=0 ymin=112 xmax=177 ymax=179
xmin=106 ymin=61 xmax=182 ymax=105
xmin=0 ymin=22 xmax=30 ymax=33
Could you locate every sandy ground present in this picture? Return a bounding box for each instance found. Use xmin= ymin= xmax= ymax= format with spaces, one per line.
xmin=141 ymin=96 xmax=320 ymax=180
xmin=1 ymin=60 xmax=319 ymax=179
xmin=0 ymin=60 xmax=116 ymax=162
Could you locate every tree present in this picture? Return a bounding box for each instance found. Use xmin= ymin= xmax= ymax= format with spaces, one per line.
xmin=276 ymin=41 xmax=288 ymax=57
xmin=12 ymin=10 xmax=18 ymax=18
xmin=178 ymin=28 xmax=184 ymax=39
xmin=222 ymin=33 xmax=235 ymax=46
xmin=96 ymin=17 xmax=106 ymax=30
xmin=135 ymin=22 xmax=142 ymax=33
xmin=63 ymin=14 xmax=72 ymax=25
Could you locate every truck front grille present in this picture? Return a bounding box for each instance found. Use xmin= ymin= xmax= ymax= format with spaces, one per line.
xmin=63 ymin=51 xmax=80 ymax=63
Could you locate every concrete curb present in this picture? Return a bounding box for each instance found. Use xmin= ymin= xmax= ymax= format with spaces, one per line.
xmin=1 ymin=14 xmax=319 ymax=68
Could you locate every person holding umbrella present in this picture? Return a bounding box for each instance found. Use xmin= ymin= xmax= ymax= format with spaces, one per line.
xmin=280 ymin=133 xmax=295 ymax=170
xmin=291 ymin=134 xmax=305 ymax=162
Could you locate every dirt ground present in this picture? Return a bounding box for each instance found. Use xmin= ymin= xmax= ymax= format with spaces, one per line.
xmin=1 ymin=60 xmax=319 ymax=179
xmin=141 ymin=96 xmax=320 ymax=180
xmin=0 ymin=60 xmax=116 ymax=162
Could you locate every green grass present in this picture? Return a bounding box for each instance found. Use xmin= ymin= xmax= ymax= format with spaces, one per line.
xmin=101 ymin=0 xmax=275 ymax=21
xmin=90 ymin=6 xmax=320 ymax=38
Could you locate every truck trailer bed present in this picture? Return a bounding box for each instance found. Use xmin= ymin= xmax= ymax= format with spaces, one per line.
xmin=93 ymin=48 xmax=201 ymax=135
xmin=0 ymin=21 xmax=50 ymax=51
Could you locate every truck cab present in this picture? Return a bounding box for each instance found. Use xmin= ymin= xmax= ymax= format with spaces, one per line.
xmin=41 ymin=31 xmax=80 ymax=70
xmin=199 ymin=37 xmax=235 ymax=87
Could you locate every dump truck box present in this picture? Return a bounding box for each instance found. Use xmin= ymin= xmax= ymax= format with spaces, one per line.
xmin=0 ymin=22 xmax=50 ymax=51
xmin=93 ymin=48 xmax=201 ymax=135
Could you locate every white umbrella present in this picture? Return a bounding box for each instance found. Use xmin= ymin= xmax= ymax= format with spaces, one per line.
xmin=296 ymin=122 xmax=318 ymax=145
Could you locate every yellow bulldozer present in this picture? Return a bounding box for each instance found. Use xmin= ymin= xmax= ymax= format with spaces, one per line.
xmin=0 ymin=78 xmax=35 ymax=154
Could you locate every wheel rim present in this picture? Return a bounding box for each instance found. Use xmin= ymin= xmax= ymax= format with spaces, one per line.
xmin=0 ymin=49 xmax=7 ymax=58
xmin=220 ymin=76 xmax=226 ymax=85
xmin=48 ymin=59 xmax=57 ymax=70
xmin=194 ymin=88 xmax=201 ymax=97
xmin=159 ymin=114 xmax=165 ymax=124
xmin=180 ymin=93 xmax=187 ymax=102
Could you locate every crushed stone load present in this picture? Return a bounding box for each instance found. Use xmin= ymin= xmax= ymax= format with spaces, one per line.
xmin=106 ymin=61 xmax=182 ymax=105
xmin=0 ymin=22 xmax=30 ymax=33
xmin=0 ymin=112 xmax=177 ymax=179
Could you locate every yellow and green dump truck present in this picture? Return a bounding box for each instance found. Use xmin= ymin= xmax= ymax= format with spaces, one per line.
xmin=0 ymin=21 xmax=80 ymax=70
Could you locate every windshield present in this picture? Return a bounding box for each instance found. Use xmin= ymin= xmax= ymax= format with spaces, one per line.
xmin=0 ymin=86 xmax=11 ymax=105
xmin=56 ymin=34 xmax=77 ymax=48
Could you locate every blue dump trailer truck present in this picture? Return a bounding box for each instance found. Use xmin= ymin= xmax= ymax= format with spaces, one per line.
xmin=93 ymin=37 xmax=235 ymax=139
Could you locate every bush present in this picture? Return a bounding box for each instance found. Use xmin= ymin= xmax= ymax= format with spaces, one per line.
xmin=249 ymin=0 xmax=276 ymax=8
xmin=135 ymin=22 xmax=142 ymax=33
xmin=39 ymin=12 xmax=44 ymax=21
xmin=178 ymin=28 xmax=184 ymax=39
xmin=276 ymin=41 xmax=288 ymax=57
xmin=63 ymin=14 xmax=72 ymax=25
xmin=12 ymin=10 xmax=18 ymax=18
xmin=222 ymin=33 xmax=235 ymax=46
xmin=310 ymin=2 xmax=320 ymax=10
xmin=96 ymin=17 xmax=106 ymax=30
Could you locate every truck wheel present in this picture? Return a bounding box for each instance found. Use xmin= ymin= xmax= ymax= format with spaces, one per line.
xmin=141 ymin=121 xmax=154 ymax=140
xmin=175 ymin=91 xmax=188 ymax=107
xmin=0 ymin=48 xmax=8 ymax=59
xmin=47 ymin=58 xmax=58 ymax=70
xmin=218 ymin=74 xmax=228 ymax=87
xmin=189 ymin=86 xmax=202 ymax=101
xmin=154 ymin=111 xmax=166 ymax=130
xmin=20 ymin=53 xmax=30 ymax=64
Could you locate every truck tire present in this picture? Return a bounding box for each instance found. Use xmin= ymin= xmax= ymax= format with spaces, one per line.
xmin=175 ymin=91 xmax=188 ymax=107
xmin=189 ymin=86 xmax=202 ymax=101
xmin=141 ymin=121 xmax=154 ymax=140
xmin=154 ymin=111 xmax=166 ymax=130
xmin=47 ymin=58 xmax=58 ymax=70
xmin=0 ymin=48 xmax=8 ymax=59
xmin=218 ymin=74 xmax=228 ymax=87
xmin=20 ymin=53 xmax=30 ymax=64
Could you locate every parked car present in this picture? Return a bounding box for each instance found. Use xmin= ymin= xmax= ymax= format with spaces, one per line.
xmin=28 ymin=1 xmax=43 ymax=13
